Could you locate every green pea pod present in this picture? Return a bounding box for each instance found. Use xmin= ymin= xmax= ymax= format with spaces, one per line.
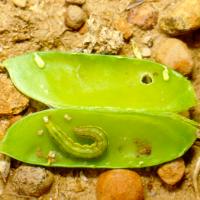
xmin=3 ymin=52 xmax=197 ymax=112
xmin=0 ymin=109 xmax=197 ymax=168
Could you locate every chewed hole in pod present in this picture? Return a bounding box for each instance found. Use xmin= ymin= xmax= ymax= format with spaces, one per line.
xmin=141 ymin=73 xmax=153 ymax=85
xmin=3 ymin=52 xmax=197 ymax=112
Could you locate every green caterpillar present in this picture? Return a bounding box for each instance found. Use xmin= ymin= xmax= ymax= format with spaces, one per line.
xmin=44 ymin=117 xmax=108 ymax=159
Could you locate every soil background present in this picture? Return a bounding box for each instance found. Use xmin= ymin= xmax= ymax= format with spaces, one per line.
xmin=1 ymin=0 xmax=200 ymax=199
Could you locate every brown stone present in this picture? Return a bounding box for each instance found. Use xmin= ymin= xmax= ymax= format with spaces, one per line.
xmin=96 ymin=169 xmax=144 ymax=200
xmin=113 ymin=18 xmax=133 ymax=40
xmin=157 ymin=158 xmax=185 ymax=185
xmin=128 ymin=3 xmax=158 ymax=30
xmin=159 ymin=0 xmax=200 ymax=35
xmin=0 ymin=74 xmax=29 ymax=115
xmin=12 ymin=165 xmax=54 ymax=197
xmin=65 ymin=5 xmax=87 ymax=30
xmin=153 ymin=38 xmax=194 ymax=75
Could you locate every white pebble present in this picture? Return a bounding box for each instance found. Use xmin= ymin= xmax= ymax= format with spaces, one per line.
xmin=141 ymin=47 xmax=151 ymax=58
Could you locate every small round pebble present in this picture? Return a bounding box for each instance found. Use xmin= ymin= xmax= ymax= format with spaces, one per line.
xmin=141 ymin=47 xmax=151 ymax=58
xmin=96 ymin=169 xmax=144 ymax=200
xmin=12 ymin=165 xmax=54 ymax=197
xmin=157 ymin=158 xmax=185 ymax=185
xmin=65 ymin=5 xmax=87 ymax=30
xmin=153 ymin=37 xmax=193 ymax=75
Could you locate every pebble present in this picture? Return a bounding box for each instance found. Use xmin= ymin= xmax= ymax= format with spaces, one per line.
xmin=159 ymin=0 xmax=200 ymax=35
xmin=0 ymin=74 xmax=29 ymax=115
xmin=65 ymin=0 xmax=85 ymax=5
xmin=0 ymin=154 xmax=10 ymax=182
xmin=153 ymin=37 xmax=193 ymax=75
xmin=0 ymin=154 xmax=10 ymax=195
xmin=157 ymin=158 xmax=185 ymax=185
xmin=12 ymin=165 xmax=54 ymax=197
xmin=96 ymin=169 xmax=144 ymax=200
xmin=12 ymin=0 xmax=27 ymax=8
xmin=114 ymin=18 xmax=133 ymax=40
xmin=128 ymin=3 xmax=158 ymax=30
xmin=141 ymin=47 xmax=151 ymax=57
xmin=65 ymin=5 xmax=87 ymax=30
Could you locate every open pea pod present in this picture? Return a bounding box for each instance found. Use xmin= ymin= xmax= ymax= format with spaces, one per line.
xmin=3 ymin=52 xmax=197 ymax=112
xmin=0 ymin=109 xmax=197 ymax=168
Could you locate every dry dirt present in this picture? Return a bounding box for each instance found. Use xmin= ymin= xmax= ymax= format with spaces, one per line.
xmin=1 ymin=0 xmax=200 ymax=199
